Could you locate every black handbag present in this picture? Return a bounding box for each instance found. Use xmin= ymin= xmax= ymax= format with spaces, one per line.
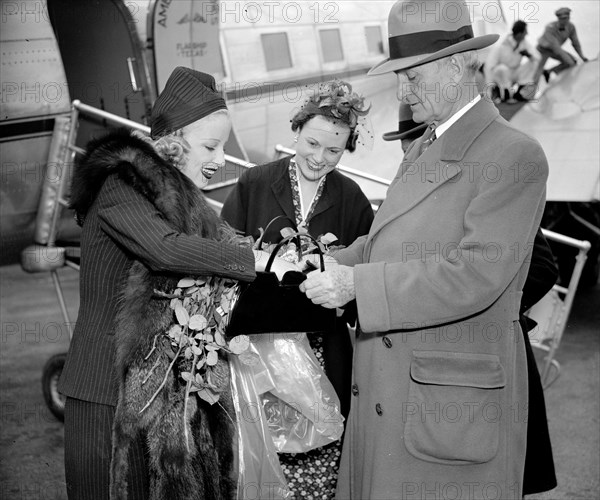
xmin=226 ymin=227 xmax=336 ymax=335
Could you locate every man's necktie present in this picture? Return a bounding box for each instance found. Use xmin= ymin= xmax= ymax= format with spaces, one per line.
xmin=418 ymin=126 xmax=437 ymax=156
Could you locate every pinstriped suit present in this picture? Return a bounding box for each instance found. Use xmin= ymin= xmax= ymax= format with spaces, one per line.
xmin=59 ymin=174 xmax=255 ymax=499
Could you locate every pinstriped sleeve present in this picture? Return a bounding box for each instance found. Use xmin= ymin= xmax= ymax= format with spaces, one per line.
xmin=96 ymin=175 xmax=255 ymax=281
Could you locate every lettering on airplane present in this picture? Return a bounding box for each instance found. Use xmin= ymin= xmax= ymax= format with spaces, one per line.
xmin=157 ymin=0 xmax=219 ymax=28
xmin=177 ymin=12 xmax=209 ymax=24
xmin=156 ymin=0 xmax=174 ymax=28
xmin=176 ymin=42 xmax=208 ymax=58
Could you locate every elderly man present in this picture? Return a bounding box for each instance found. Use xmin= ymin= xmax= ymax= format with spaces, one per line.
xmin=301 ymin=1 xmax=548 ymax=499
xmin=534 ymin=7 xmax=588 ymax=85
xmin=486 ymin=20 xmax=539 ymax=103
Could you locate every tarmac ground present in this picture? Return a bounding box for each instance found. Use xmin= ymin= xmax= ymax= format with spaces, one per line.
xmin=0 ymin=264 xmax=598 ymax=499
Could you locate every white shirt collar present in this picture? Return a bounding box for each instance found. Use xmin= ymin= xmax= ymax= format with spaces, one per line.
xmin=435 ymin=95 xmax=481 ymax=138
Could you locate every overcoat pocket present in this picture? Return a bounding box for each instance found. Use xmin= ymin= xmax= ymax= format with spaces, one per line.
xmin=404 ymin=350 xmax=506 ymax=465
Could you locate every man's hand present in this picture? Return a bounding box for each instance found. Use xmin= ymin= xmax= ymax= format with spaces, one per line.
xmin=300 ymin=265 xmax=355 ymax=309
xmin=302 ymin=253 xmax=339 ymax=272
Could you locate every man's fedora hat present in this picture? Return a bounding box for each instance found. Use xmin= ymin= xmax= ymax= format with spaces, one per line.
xmin=383 ymin=103 xmax=427 ymax=141
xmin=369 ymin=0 xmax=499 ymax=75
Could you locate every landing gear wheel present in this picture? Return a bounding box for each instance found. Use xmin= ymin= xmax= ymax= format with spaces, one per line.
xmin=42 ymin=353 xmax=67 ymax=422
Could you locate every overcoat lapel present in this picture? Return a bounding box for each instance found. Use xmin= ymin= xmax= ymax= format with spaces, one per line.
xmin=440 ymin=98 xmax=500 ymax=163
xmin=368 ymin=152 xmax=461 ymax=241
xmin=365 ymin=98 xmax=501 ymax=249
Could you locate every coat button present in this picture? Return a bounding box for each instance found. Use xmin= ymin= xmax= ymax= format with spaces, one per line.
xmin=375 ymin=403 xmax=383 ymax=416
xmin=351 ymin=384 xmax=359 ymax=396
xmin=382 ymin=336 xmax=392 ymax=348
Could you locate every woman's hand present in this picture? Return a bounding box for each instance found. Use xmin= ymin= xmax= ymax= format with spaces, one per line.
xmin=253 ymin=250 xmax=301 ymax=279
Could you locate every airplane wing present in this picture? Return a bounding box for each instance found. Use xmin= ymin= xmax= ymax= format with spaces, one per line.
xmin=508 ymin=60 xmax=600 ymax=203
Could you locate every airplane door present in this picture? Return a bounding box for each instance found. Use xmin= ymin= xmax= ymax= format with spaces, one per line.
xmin=150 ymin=0 xmax=224 ymax=93
xmin=47 ymin=0 xmax=152 ymax=145
xmin=149 ymin=0 xmax=250 ymax=173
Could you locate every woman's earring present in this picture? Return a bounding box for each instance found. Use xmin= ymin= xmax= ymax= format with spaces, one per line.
xmin=294 ymin=136 xmax=298 ymax=143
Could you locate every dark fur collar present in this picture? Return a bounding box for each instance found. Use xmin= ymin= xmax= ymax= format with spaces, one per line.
xmin=70 ymin=129 xmax=215 ymax=236
xmin=90 ymin=132 xmax=237 ymax=496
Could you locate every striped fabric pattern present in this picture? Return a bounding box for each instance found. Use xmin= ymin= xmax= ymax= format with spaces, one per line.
xmin=150 ymin=67 xmax=226 ymax=139
xmin=64 ymin=397 xmax=149 ymax=499
xmin=58 ymin=174 xmax=255 ymax=406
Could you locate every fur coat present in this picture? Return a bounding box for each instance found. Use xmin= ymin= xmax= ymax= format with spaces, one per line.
xmin=70 ymin=130 xmax=238 ymax=500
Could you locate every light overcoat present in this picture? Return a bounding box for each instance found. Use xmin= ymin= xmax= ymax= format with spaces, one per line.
xmin=334 ymin=98 xmax=548 ymax=500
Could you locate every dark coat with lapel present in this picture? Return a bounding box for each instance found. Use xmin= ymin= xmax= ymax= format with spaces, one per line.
xmin=221 ymin=156 xmax=374 ymax=247
xmin=221 ymin=156 xmax=374 ymax=418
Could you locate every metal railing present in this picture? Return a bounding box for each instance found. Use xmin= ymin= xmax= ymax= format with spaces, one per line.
xmin=69 ymin=101 xmax=256 ymax=213
xmin=68 ymin=102 xmax=596 ymax=254
xmin=41 ymin=101 xmax=595 ymax=382
xmin=275 ymin=140 xmax=593 ymax=389
xmin=528 ymin=228 xmax=591 ymax=388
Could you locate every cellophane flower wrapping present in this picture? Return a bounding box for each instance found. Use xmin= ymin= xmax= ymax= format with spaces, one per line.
xmin=258 ymin=333 xmax=344 ymax=452
xmin=233 ymin=333 xmax=344 ymax=476
xmin=230 ymin=351 xmax=291 ymax=500
xmin=230 ymin=333 xmax=345 ymax=497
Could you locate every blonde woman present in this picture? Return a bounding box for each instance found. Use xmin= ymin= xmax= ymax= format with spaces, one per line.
xmin=60 ymin=67 xmax=293 ymax=499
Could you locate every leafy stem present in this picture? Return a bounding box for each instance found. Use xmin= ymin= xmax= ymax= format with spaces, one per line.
xmin=139 ymin=343 xmax=184 ymax=414
xmin=183 ymin=351 xmax=198 ymax=453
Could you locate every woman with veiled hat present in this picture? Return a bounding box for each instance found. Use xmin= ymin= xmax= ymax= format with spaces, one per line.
xmin=221 ymin=80 xmax=374 ymax=499
xmin=58 ymin=66 xmax=295 ymax=499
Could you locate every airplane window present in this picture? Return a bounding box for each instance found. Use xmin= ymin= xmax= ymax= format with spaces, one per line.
xmin=261 ymin=33 xmax=293 ymax=71
xmin=320 ymin=29 xmax=344 ymax=63
xmin=365 ymin=26 xmax=384 ymax=55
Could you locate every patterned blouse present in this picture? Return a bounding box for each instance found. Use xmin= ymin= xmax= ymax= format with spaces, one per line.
xmin=288 ymin=157 xmax=327 ymax=233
